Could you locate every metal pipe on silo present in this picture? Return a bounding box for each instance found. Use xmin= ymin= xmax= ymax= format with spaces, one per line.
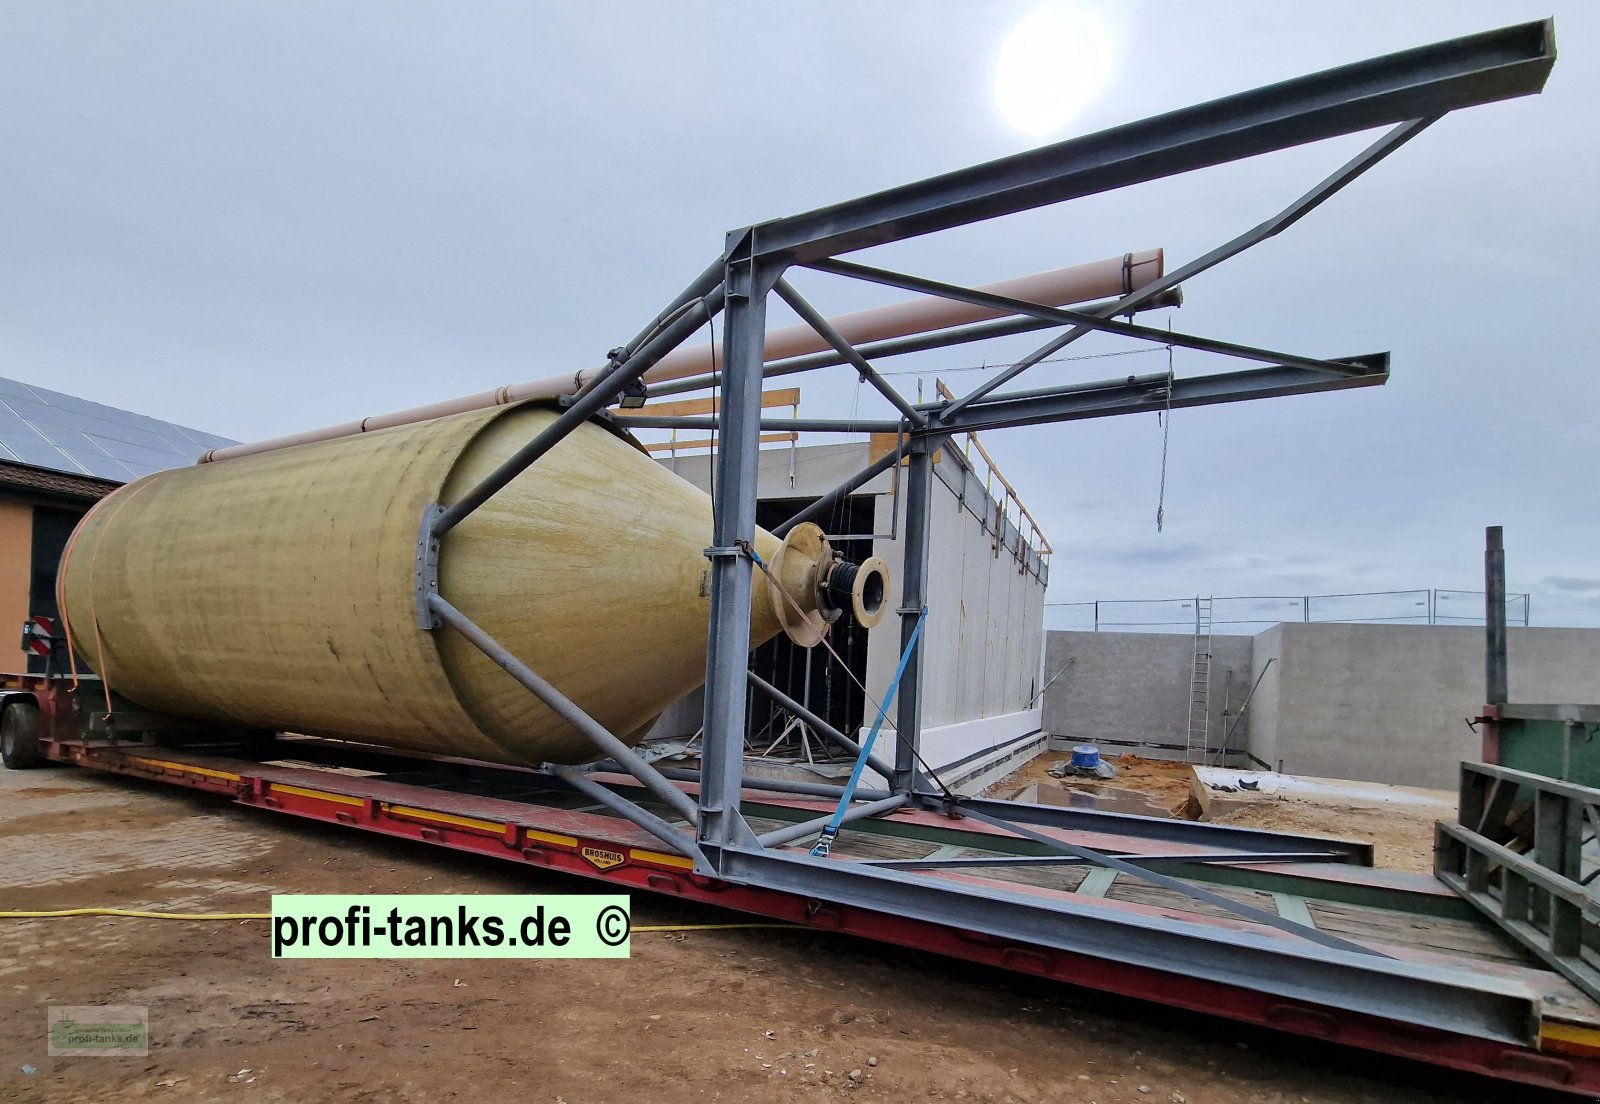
xmin=195 ymin=250 xmax=1164 ymax=466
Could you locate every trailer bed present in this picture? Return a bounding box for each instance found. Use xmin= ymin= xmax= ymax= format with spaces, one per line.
xmin=29 ymin=734 xmax=1600 ymax=1096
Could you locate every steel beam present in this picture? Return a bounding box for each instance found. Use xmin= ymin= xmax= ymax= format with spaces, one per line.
xmin=863 ymin=850 xmax=1346 ymax=870
xmin=1437 ymin=817 xmax=1600 ymax=1003
xmin=549 ymin=765 xmax=707 ymax=868
xmin=756 ymin=793 xmax=908 ymax=849
xmin=937 ymin=357 xmax=1389 ymax=435
xmin=425 ymin=593 xmax=700 ymax=825
xmin=646 ymin=289 xmax=1185 ymax=399
xmin=952 ymin=803 xmax=1384 ymax=956
xmin=653 ymin=764 xmax=894 ymax=803
xmin=434 ymin=282 xmax=723 ymax=537
xmin=809 ymin=256 xmax=1380 ymax=381
xmin=923 ymin=793 xmax=1373 ymax=863
xmin=1485 ymin=525 xmax=1509 ymax=705
xmin=937 ymin=115 xmax=1438 ymax=416
xmin=772 ymin=278 xmax=927 ymax=428
xmin=893 ymin=438 xmax=932 ymax=794
xmin=697 ymin=236 xmax=781 ymax=860
xmin=747 ymin=671 xmax=897 ymax=781
xmin=719 ymin=846 xmax=1536 ymax=1045
xmin=608 ymin=415 xmax=902 ymax=434
xmin=582 ymin=256 xmax=728 ymax=394
xmin=741 ymin=21 xmax=1551 ymax=263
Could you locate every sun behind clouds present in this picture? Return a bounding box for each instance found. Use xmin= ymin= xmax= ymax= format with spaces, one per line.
xmin=993 ymin=3 xmax=1116 ymax=138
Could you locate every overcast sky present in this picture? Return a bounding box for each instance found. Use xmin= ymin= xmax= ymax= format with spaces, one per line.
xmin=2 ymin=2 xmax=1594 ymax=627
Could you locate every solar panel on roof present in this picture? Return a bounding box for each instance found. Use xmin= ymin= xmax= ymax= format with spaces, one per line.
xmin=0 ymin=376 xmax=238 ymax=483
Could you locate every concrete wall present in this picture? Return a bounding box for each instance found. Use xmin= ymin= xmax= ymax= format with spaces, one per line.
xmin=659 ymin=441 xmax=896 ymax=502
xmin=869 ymin=445 xmax=1047 ymax=734
xmin=648 ymin=442 xmax=1048 ymax=775
xmin=1043 ymin=623 xmax=1600 ymax=789
xmin=1251 ymin=623 xmax=1600 ymax=789
xmin=1043 ymin=630 xmax=1255 ymax=761
xmin=866 ymin=445 xmax=1046 ymax=783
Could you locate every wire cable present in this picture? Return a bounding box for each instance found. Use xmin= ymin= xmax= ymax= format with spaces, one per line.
xmin=878 ymin=344 xmax=1163 ymax=377
xmin=0 ymin=908 xmax=802 ymax=934
xmin=1155 ymin=323 xmax=1174 ymax=533
xmin=739 ymin=541 xmax=955 ymax=800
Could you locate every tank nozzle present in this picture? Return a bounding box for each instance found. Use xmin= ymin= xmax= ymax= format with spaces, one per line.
xmin=818 ymin=555 xmax=889 ymax=629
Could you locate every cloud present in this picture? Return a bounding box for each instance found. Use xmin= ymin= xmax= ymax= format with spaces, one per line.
xmin=1544 ymin=576 xmax=1600 ymax=593
xmin=2 ymin=3 xmax=1596 ymax=629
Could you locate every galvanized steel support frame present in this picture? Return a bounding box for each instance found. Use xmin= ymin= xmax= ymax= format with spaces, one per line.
xmin=677 ymin=16 xmax=1554 ymax=1040
xmin=409 ymin=19 xmax=1556 ymax=1046
xmin=933 ymin=113 xmax=1440 ymax=418
xmin=646 ymin=288 xmax=1186 ymax=400
xmin=697 ymin=234 xmax=781 ymax=860
xmin=892 ymin=436 xmax=932 ymax=795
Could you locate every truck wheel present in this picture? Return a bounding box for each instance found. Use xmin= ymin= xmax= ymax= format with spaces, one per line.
xmin=0 ymin=701 xmax=41 ymax=769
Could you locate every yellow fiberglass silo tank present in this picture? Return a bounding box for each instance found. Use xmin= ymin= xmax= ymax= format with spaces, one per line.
xmin=57 ymin=401 xmax=887 ymax=765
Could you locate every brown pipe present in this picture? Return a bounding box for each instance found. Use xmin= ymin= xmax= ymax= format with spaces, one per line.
xmin=199 ymin=249 xmax=1163 ymax=464
xmin=554 ymin=247 xmax=1165 ymax=396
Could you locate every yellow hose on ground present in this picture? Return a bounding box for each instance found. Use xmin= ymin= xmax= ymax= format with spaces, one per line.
xmin=0 ymin=908 xmax=799 ymax=933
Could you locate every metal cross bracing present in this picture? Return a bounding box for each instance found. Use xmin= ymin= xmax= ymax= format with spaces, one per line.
xmin=387 ymin=19 xmax=1571 ymax=1091
xmin=1437 ymin=761 xmax=1600 ymax=1003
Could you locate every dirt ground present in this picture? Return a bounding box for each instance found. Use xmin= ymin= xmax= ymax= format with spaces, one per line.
xmin=0 ymin=763 xmax=1548 ymax=1104
xmin=986 ymin=754 xmax=1449 ymax=874
xmin=983 ymin=754 xmax=1197 ymax=813
xmin=1209 ymin=800 xmax=1445 ymax=875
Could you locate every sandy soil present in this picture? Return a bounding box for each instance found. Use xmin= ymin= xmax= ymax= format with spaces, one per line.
xmin=1205 ymin=800 xmax=1447 ymax=875
xmin=983 ymin=754 xmax=1196 ymax=814
xmin=986 ymin=754 xmax=1450 ymax=875
xmin=0 ymin=764 xmax=1539 ymax=1104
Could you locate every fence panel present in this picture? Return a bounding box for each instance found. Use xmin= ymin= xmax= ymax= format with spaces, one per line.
xmin=1434 ymin=589 xmax=1531 ymax=627
xmin=1211 ymin=596 xmax=1306 ymax=631
xmin=1045 ymin=588 xmax=1532 ymax=633
xmin=1045 ymin=602 xmax=1098 ymax=632
xmin=1305 ymin=589 xmax=1431 ymax=625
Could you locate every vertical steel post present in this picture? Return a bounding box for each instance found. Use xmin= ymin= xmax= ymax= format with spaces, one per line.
xmin=893 ymin=434 xmax=934 ymax=794
xmin=698 ymin=231 xmax=778 ymax=859
xmin=1485 ymin=526 xmax=1508 ymax=706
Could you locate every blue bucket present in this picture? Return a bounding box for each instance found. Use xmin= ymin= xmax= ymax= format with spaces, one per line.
xmin=1070 ymin=744 xmax=1101 ymax=770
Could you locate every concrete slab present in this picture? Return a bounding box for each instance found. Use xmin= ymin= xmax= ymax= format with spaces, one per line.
xmin=1190 ymin=765 xmax=1455 ymax=821
xmin=1015 ymin=780 xmax=1173 ymax=818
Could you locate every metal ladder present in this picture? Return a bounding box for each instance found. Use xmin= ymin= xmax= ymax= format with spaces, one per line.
xmin=1185 ymin=597 xmax=1214 ymax=763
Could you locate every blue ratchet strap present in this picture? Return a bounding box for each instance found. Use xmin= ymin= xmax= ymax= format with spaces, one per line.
xmin=810 ymin=607 xmax=927 ymax=858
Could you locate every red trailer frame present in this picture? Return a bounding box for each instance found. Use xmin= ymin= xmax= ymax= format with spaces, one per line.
xmin=7 ymin=671 xmax=1600 ymax=1097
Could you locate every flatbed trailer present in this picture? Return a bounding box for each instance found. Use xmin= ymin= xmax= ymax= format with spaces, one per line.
xmin=7 ymin=670 xmax=1600 ymax=1097
xmin=8 ymin=17 xmax=1588 ymax=1097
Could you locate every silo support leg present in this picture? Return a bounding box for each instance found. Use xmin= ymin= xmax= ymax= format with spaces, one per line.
xmin=699 ymin=238 xmax=783 ymax=862
xmin=425 ymin=593 xmax=700 ymax=827
xmin=548 ymin=765 xmax=709 ymax=869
